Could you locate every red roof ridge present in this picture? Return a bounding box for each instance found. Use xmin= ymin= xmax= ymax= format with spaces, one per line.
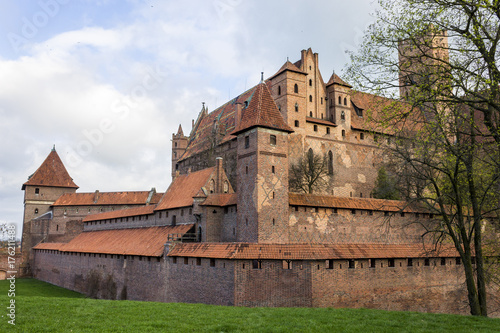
xmin=22 ymin=149 xmax=78 ymax=190
xmin=268 ymin=60 xmax=307 ymax=80
xmin=231 ymin=83 xmax=293 ymax=135
xmin=326 ymin=73 xmax=352 ymax=88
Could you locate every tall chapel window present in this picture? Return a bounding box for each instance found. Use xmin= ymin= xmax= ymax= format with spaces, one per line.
xmin=344 ymin=97 xmax=347 ymax=105
xmin=294 ymin=84 xmax=298 ymax=93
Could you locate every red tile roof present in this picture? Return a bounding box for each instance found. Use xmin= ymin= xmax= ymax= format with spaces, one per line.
xmin=306 ymin=117 xmax=337 ymax=126
xmin=33 ymin=225 xmax=195 ymax=257
xmin=268 ymin=60 xmax=307 ymax=80
xmin=83 ymin=205 xmax=156 ymax=222
xmin=326 ymin=73 xmax=352 ymax=88
xmin=52 ymin=191 xmax=162 ymax=206
xmin=200 ymin=193 xmax=237 ymax=207
xmin=289 ymin=193 xmax=426 ymax=213
xmin=168 ymin=243 xmax=458 ymax=260
xmin=232 ymin=83 xmax=293 ymax=135
xmin=22 ymin=149 xmax=78 ymax=190
xmin=155 ymin=168 xmax=215 ymax=211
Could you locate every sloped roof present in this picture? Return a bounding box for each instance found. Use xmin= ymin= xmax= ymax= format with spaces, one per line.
xmin=350 ymin=91 xmax=415 ymax=135
xmin=200 ymin=193 xmax=237 ymax=207
xmin=52 ymin=191 xmax=162 ymax=206
xmin=289 ymin=193 xmax=426 ymax=213
xmin=168 ymin=243 xmax=458 ymax=260
xmin=326 ymin=73 xmax=352 ymax=88
xmin=231 ymin=82 xmax=293 ymax=135
xmin=155 ymin=167 xmax=215 ymax=211
xmin=268 ymin=60 xmax=307 ymax=80
xmin=83 ymin=205 xmax=156 ymax=222
xmin=33 ymin=225 xmax=195 ymax=257
xmin=22 ymin=149 xmax=78 ymax=190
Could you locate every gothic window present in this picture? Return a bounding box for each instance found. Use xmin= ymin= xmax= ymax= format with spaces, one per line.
xmin=309 ymin=111 xmax=313 ymax=117
xmin=309 ymin=79 xmax=312 ymax=86
xmin=309 ymin=95 xmax=313 ymax=102
xmin=278 ymin=86 xmax=281 ymax=95
xmin=294 ymin=84 xmax=298 ymax=93
xmin=321 ymin=97 xmax=323 ymax=105
xmin=338 ymin=96 xmax=341 ymax=104
xmin=223 ymin=181 xmax=229 ymax=193
xmin=295 ymin=103 xmax=299 ymax=112
xmin=328 ymin=151 xmax=333 ymax=174
xmin=340 ymin=110 xmax=345 ymax=120
xmin=270 ymin=135 xmax=276 ymax=146
xmin=344 ymin=97 xmax=347 ymax=105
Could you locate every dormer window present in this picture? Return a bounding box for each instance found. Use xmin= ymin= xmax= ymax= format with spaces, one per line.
xmin=244 ymin=101 xmax=249 ymax=108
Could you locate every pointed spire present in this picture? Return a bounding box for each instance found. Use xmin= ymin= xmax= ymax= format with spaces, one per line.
xmin=22 ymin=149 xmax=78 ymax=190
xmin=52 ymin=144 xmax=56 ymax=152
xmin=177 ymin=124 xmax=184 ymax=136
xmin=260 ymin=72 xmax=264 ymax=83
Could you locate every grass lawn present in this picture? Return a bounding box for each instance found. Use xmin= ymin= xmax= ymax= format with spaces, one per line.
xmin=0 ymin=279 xmax=499 ymax=332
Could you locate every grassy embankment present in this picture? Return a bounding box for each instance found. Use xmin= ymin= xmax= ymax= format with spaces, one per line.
xmin=0 ymin=279 xmax=499 ymax=332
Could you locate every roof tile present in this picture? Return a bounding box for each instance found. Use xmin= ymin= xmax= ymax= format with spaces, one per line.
xmin=52 ymin=191 xmax=162 ymax=206
xmin=22 ymin=149 xmax=78 ymax=189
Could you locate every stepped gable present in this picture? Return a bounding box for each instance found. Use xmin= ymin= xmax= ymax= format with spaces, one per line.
xmin=33 ymin=225 xmax=195 ymax=257
xmin=168 ymin=243 xmax=458 ymax=260
xmin=231 ymin=82 xmax=294 ymax=135
xmin=22 ymin=148 xmax=78 ymax=190
xmin=350 ymin=90 xmax=416 ymax=135
xmin=268 ymin=60 xmax=306 ymax=80
xmin=155 ymin=167 xmax=215 ymax=211
xmin=52 ymin=191 xmax=163 ymax=206
xmin=289 ymin=193 xmax=427 ymax=213
xmin=179 ymin=87 xmax=258 ymax=161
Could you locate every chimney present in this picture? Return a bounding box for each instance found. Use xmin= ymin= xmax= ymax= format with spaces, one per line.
xmin=216 ymin=157 xmax=223 ymax=193
xmin=93 ymin=190 xmax=100 ymax=204
xmin=235 ymin=101 xmax=243 ymax=129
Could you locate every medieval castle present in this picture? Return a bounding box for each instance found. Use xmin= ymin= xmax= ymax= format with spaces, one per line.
xmin=21 ymin=39 xmax=493 ymax=315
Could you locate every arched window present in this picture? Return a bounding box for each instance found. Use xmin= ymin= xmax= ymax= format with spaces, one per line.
xmin=308 ymin=148 xmax=313 ymax=159
xmin=278 ymin=86 xmax=281 ymax=95
xmin=270 ymin=135 xmax=276 ymax=146
xmin=209 ymin=179 xmax=215 ymax=193
xmin=294 ymin=84 xmax=298 ymax=93
xmin=321 ymin=97 xmax=323 ymax=105
xmin=344 ymin=97 xmax=347 ymax=105
xmin=174 ymin=142 xmax=177 ymax=147
xmin=341 ymin=110 xmax=345 ymax=120
xmin=223 ymin=181 xmax=229 ymax=193
xmin=309 ymin=95 xmax=312 ymax=102
xmin=338 ymin=96 xmax=341 ymax=104
xmin=309 ymin=111 xmax=313 ymax=117
xmin=295 ymin=103 xmax=299 ymax=112
xmin=328 ymin=151 xmax=333 ymax=174
xmin=309 ymin=79 xmax=312 ymax=86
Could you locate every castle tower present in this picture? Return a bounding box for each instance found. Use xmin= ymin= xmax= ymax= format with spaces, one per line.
xmin=326 ymin=73 xmax=352 ymax=128
xmin=398 ymin=28 xmax=449 ymax=100
xmin=231 ymin=82 xmax=293 ymax=243
xmin=171 ymin=124 xmax=188 ymax=179
xmin=21 ymin=146 xmax=78 ymax=267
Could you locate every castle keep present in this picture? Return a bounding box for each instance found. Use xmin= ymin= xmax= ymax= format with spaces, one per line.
xmin=23 ymin=46 xmax=495 ymax=315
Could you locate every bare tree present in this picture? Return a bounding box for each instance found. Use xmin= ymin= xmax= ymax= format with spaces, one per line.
xmin=289 ymin=149 xmax=329 ymax=194
xmin=346 ymin=0 xmax=500 ymax=316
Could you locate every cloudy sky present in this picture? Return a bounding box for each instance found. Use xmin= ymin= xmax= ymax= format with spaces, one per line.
xmin=0 ymin=0 xmax=377 ymax=235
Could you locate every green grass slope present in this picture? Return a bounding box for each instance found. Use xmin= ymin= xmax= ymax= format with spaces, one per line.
xmin=0 ymin=279 xmax=498 ymax=332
